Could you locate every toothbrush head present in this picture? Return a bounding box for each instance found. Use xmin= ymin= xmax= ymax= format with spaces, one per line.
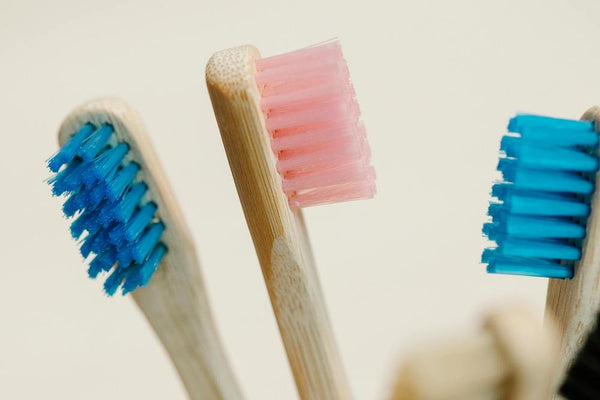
xmin=255 ymin=40 xmax=376 ymax=209
xmin=48 ymin=99 xmax=167 ymax=295
xmin=482 ymin=114 xmax=598 ymax=279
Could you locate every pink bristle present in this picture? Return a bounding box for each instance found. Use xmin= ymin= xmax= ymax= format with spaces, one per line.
xmin=282 ymin=162 xmax=375 ymax=193
xmin=289 ymin=181 xmax=376 ymax=208
xmin=256 ymin=40 xmax=375 ymax=208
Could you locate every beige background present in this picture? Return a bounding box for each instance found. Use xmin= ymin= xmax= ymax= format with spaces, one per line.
xmin=2 ymin=0 xmax=600 ymax=398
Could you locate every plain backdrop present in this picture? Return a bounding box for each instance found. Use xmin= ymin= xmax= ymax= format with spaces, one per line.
xmin=2 ymin=0 xmax=600 ymax=398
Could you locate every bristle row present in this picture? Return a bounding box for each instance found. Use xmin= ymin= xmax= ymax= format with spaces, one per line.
xmin=47 ymin=123 xmax=167 ymax=295
xmin=255 ymin=41 xmax=375 ymax=208
xmin=482 ymin=114 xmax=598 ymax=279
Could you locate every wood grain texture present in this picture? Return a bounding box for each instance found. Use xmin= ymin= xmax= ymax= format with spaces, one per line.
xmin=206 ymin=46 xmax=352 ymax=400
xmin=58 ymin=98 xmax=244 ymax=400
xmin=545 ymin=105 xmax=600 ymax=396
xmin=390 ymin=307 xmax=559 ymax=400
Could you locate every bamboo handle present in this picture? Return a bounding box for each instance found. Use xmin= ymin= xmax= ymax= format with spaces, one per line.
xmin=390 ymin=307 xmax=559 ymax=400
xmin=58 ymin=98 xmax=244 ymax=400
xmin=206 ymin=46 xmax=353 ymax=400
xmin=132 ymin=256 xmax=243 ymax=400
xmin=545 ymin=105 xmax=600 ymax=395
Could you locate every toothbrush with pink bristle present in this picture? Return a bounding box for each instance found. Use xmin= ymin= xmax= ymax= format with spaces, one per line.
xmin=206 ymin=40 xmax=375 ymax=400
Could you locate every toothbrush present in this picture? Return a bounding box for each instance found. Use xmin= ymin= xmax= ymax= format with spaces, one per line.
xmin=481 ymin=107 xmax=600 ymax=387
xmin=390 ymin=307 xmax=560 ymax=400
xmin=206 ymin=40 xmax=375 ymax=400
xmin=559 ymin=312 xmax=600 ymax=399
xmin=47 ymin=98 xmax=244 ymax=400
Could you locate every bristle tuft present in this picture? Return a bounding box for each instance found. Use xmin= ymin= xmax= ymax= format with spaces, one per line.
xmin=256 ymin=40 xmax=375 ymax=208
xmin=47 ymin=123 xmax=167 ymax=295
xmin=482 ymin=114 xmax=598 ymax=279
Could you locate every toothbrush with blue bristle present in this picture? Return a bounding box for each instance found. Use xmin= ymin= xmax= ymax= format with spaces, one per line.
xmin=482 ymin=106 xmax=600 ymax=391
xmin=48 ymin=98 xmax=244 ymax=400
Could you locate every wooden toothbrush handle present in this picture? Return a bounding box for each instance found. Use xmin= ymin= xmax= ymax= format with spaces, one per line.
xmin=266 ymin=226 xmax=353 ymax=400
xmin=206 ymin=45 xmax=353 ymax=400
xmin=545 ymin=105 xmax=600 ymax=395
xmin=132 ymin=250 xmax=244 ymax=400
xmin=58 ymin=98 xmax=244 ymax=400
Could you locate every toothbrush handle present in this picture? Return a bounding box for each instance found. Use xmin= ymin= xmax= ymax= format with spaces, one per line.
xmin=545 ymin=105 xmax=600 ymax=394
xmin=57 ymin=98 xmax=244 ymax=400
xmin=207 ymin=45 xmax=353 ymax=400
xmin=132 ymin=250 xmax=244 ymax=400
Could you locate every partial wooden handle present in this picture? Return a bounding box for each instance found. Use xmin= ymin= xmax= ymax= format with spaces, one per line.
xmin=132 ymin=255 xmax=244 ymax=400
xmin=545 ymin=105 xmax=600 ymax=395
xmin=390 ymin=307 xmax=559 ymax=400
xmin=206 ymin=46 xmax=353 ymax=400
xmin=58 ymin=98 xmax=244 ymax=400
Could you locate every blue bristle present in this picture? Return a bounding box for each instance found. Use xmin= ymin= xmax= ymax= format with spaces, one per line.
xmin=501 ymin=138 xmax=598 ymax=172
xmin=483 ymin=113 xmax=598 ymax=278
xmin=124 ymin=203 xmax=157 ymax=242
xmin=84 ymin=183 xmax=107 ymax=209
xmin=70 ymin=210 xmax=92 ymax=239
xmin=486 ymin=215 xmax=585 ymax=239
xmin=508 ymin=115 xmax=594 ymax=133
xmin=84 ymin=143 xmax=129 ymax=185
xmin=490 ymin=189 xmax=590 ymax=217
xmin=96 ymin=199 xmax=119 ymax=228
xmin=131 ymin=222 xmax=165 ymax=263
xmin=494 ymin=238 xmax=580 ymax=260
xmin=78 ymin=124 xmax=114 ymax=161
xmin=487 ymin=257 xmax=573 ymax=279
xmin=81 ymin=207 xmax=104 ymax=235
xmin=105 ymin=163 xmax=139 ymax=201
xmin=117 ymin=247 xmax=134 ymax=269
xmin=80 ymin=231 xmax=98 ymax=258
xmin=63 ymin=188 xmax=87 ymax=217
xmin=88 ymin=262 xmax=104 ymax=279
xmin=520 ymin=125 xmax=599 ymax=147
xmin=46 ymin=123 xmax=167 ymax=295
xmin=104 ymin=265 xmax=134 ymax=296
xmin=122 ymin=244 xmax=167 ymax=294
xmin=498 ymin=162 xmax=594 ymax=194
xmin=107 ymin=223 xmax=126 ymax=246
xmin=90 ymin=229 xmax=112 ymax=255
xmin=47 ymin=123 xmax=95 ymax=172
xmin=88 ymin=249 xmax=118 ymax=278
xmin=110 ymin=183 xmax=147 ymax=224
xmin=50 ymin=159 xmax=85 ymax=196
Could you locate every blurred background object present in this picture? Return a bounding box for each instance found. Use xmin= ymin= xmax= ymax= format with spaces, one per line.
xmin=390 ymin=306 xmax=559 ymax=400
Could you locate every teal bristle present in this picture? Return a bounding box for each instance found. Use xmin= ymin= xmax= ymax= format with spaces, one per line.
xmin=78 ymin=124 xmax=113 ymax=161
xmin=482 ymin=114 xmax=598 ymax=279
xmin=47 ymin=123 xmax=167 ymax=295
xmin=131 ymin=222 xmax=165 ymax=263
xmin=106 ymin=163 xmax=139 ymax=201
xmin=123 ymin=203 xmax=158 ymax=242
xmin=121 ymin=244 xmax=166 ymax=295
xmin=110 ymin=182 xmax=147 ymax=224
xmin=47 ymin=123 xmax=95 ymax=172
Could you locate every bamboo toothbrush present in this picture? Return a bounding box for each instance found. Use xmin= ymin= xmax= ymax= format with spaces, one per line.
xmin=206 ymin=40 xmax=375 ymax=400
xmin=480 ymin=107 xmax=600 ymax=388
xmin=48 ymin=98 xmax=244 ymax=400
xmin=390 ymin=307 xmax=560 ymax=400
